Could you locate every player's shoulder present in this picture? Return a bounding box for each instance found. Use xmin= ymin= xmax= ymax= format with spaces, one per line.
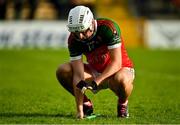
xmin=97 ymin=18 xmax=116 ymax=23
xmin=96 ymin=18 xmax=121 ymax=33
xmin=97 ymin=18 xmax=118 ymax=27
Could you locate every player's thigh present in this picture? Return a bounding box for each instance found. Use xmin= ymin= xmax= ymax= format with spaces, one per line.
xmin=109 ymin=67 xmax=135 ymax=86
xmin=56 ymin=62 xmax=72 ymax=75
xmin=84 ymin=64 xmax=94 ymax=81
xmin=57 ymin=63 xmax=94 ymax=81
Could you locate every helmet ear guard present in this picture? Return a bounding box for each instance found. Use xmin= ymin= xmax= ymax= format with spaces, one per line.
xmin=67 ymin=6 xmax=94 ymax=32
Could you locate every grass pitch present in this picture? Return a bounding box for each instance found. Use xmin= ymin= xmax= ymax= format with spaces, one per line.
xmin=0 ymin=48 xmax=180 ymax=124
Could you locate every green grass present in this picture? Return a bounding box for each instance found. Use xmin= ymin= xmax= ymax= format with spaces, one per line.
xmin=0 ymin=48 xmax=180 ymax=124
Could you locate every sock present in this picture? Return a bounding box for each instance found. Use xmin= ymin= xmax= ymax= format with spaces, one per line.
xmin=83 ymin=95 xmax=89 ymax=102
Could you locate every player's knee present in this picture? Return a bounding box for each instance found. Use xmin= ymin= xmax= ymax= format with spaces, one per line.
xmin=114 ymin=71 xmax=132 ymax=87
xmin=114 ymin=71 xmax=124 ymax=83
xmin=56 ymin=63 xmax=72 ymax=79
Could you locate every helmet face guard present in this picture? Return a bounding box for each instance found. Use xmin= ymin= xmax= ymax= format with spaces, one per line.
xmin=67 ymin=6 xmax=94 ymax=32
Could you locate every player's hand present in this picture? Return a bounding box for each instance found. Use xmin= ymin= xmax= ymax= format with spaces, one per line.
xmin=76 ymin=80 xmax=92 ymax=94
xmin=76 ymin=111 xmax=84 ymax=119
xmin=91 ymin=80 xmax=98 ymax=91
xmin=89 ymin=80 xmax=98 ymax=94
xmin=76 ymin=80 xmax=98 ymax=94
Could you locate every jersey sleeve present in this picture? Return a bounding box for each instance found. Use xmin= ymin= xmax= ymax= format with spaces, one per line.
xmin=101 ymin=20 xmax=122 ymax=49
xmin=68 ymin=35 xmax=83 ymax=61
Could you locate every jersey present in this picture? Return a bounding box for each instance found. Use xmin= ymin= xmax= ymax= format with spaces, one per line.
xmin=68 ymin=18 xmax=133 ymax=73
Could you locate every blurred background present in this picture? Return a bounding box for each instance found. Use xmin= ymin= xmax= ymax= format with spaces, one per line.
xmin=0 ymin=0 xmax=180 ymax=49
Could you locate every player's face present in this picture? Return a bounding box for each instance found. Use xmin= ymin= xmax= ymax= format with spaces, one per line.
xmin=72 ymin=28 xmax=94 ymax=40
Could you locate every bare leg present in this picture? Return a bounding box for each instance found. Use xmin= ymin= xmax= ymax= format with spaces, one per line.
xmin=56 ymin=62 xmax=94 ymax=116
xmin=56 ymin=63 xmax=94 ymax=96
xmin=107 ymin=67 xmax=134 ymax=117
xmin=56 ymin=63 xmax=74 ymax=95
xmin=108 ymin=68 xmax=134 ymax=103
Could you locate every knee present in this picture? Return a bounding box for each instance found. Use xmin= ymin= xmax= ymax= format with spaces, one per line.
xmin=56 ymin=63 xmax=72 ymax=79
xmin=114 ymin=72 xmax=133 ymax=88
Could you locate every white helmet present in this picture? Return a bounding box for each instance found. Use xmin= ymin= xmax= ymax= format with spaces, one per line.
xmin=67 ymin=6 xmax=94 ymax=32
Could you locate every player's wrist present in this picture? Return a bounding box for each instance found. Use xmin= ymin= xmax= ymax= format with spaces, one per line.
xmin=76 ymin=80 xmax=87 ymax=88
xmin=76 ymin=80 xmax=98 ymax=93
xmin=76 ymin=80 xmax=88 ymax=93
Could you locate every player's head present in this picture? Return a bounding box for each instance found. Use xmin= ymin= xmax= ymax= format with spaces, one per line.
xmin=67 ymin=6 xmax=94 ymax=33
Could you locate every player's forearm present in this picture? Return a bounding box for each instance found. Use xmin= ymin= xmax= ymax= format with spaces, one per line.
xmin=74 ymin=87 xmax=84 ymax=118
xmin=95 ymin=47 xmax=122 ymax=85
xmin=73 ymin=78 xmax=84 ymax=118
xmin=70 ymin=59 xmax=85 ymax=118
xmin=95 ymin=61 xmax=121 ymax=85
